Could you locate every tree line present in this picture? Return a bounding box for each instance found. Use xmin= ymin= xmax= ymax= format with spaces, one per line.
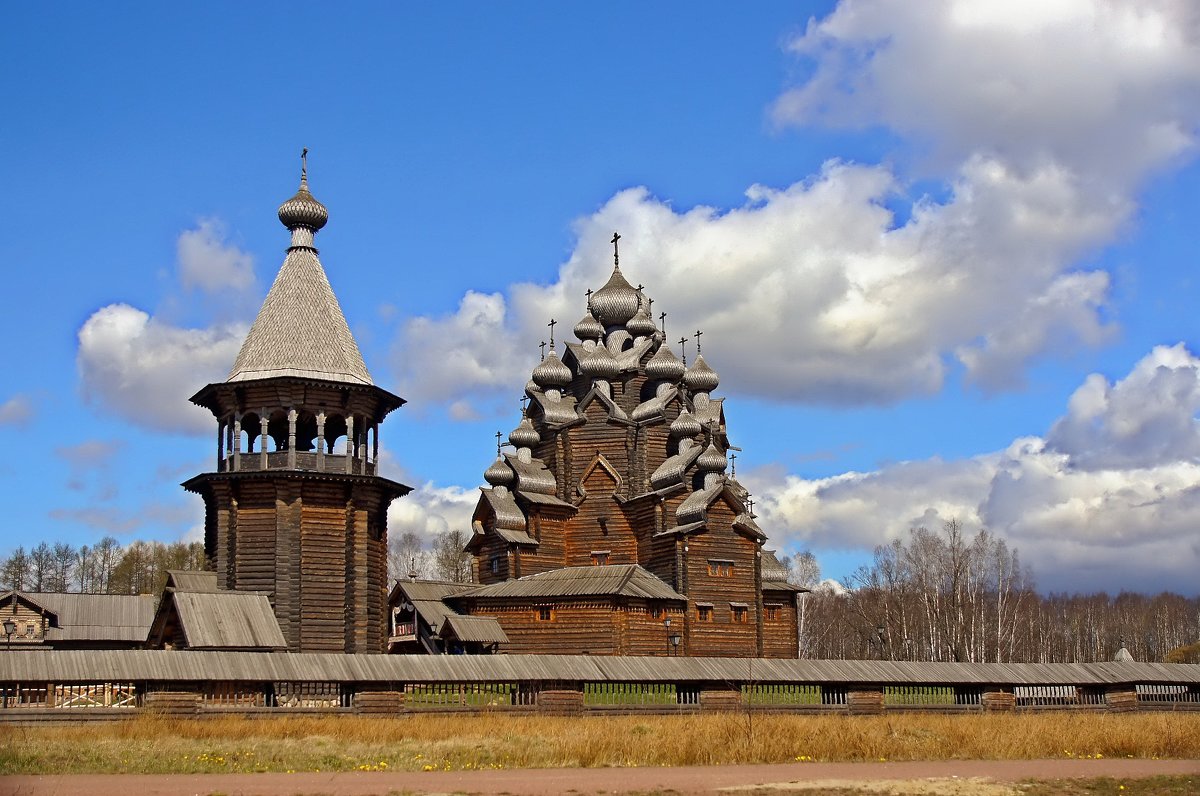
xmin=1 ymin=538 xmax=205 ymax=596
xmin=796 ymin=520 xmax=1200 ymax=664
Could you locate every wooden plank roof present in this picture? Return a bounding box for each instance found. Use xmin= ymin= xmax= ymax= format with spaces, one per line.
xmin=456 ymin=565 xmax=686 ymax=601
xmin=15 ymin=593 xmax=157 ymax=642
xmin=0 ymin=650 xmax=1197 ymax=687
xmin=439 ymin=615 xmax=509 ymax=644
xmin=173 ymin=592 xmax=287 ymax=650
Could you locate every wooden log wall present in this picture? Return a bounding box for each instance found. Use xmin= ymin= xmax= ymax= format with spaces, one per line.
xmin=848 ymin=689 xmax=885 ymax=715
xmin=470 ymin=601 xmax=619 ymax=655
xmin=761 ymin=594 xmax=799 ymax=659
xmin=683 ymin=501 xmax=760 ymax=658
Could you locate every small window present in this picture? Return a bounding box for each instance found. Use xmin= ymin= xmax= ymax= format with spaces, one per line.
xmin=25 ymin=622 xmax=35 ymax=637
xmin=590 ymin=551 xmax=609 ymax=566
xmin=697 ymin=605 xmax=713 ymax=622
xmin=536 ymin=607 xmax=554 ymax=621
xmin=731 ymin=605 xmax=748 ymax=623
xmin=649 ymin=605 xmax=663 ymax=620
xmin=765 ymin=604 xmax=781 ymax=621
xmin=490 ymin=556 xmax=501 ymax=574
xmin=707 ymin=560 xmax=733 ymax=577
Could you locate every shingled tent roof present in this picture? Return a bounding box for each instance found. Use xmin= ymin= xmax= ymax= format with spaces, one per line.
xmin=225 ymin=168 xmax=372 ymax=387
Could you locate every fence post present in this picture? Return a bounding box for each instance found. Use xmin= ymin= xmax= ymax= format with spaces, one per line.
xmin=982 ymin=688 xmax=1015 ymax=712
xmin=847 ymin=688 xmax=884 ymax=715
xmin=698 ymin=685 xmax=743 ymax=711
xmin=142 ymin=690 xmax=200 ymax=717
xmin=354 ymin=689 xmax=405 ymax=715
xmin=537 ymin=683 xmax=584 ymax=715
xmin=1104 ymin=686 xmax=1138 ymax=713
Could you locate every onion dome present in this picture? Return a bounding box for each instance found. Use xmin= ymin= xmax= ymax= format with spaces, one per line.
xmin=591 ymin=266 xmax=641 ymax=327
xmin=646 ymin=343 xmax=686 ymax=382
xmin=508 ymin=416 xmax=540 ymax=449
xmin=278 ymin=152 xmax=328 ymax=231
xmin=683 ymin=354 xmax=720 ymax=393
xmin=579 ymin=341 xmax=620 ymax=380
xmin=574 ymin=309 xmax=604 ymax=341
xmin=532 ymin=350 xmax=572 ymax=389
xmin=697 ymin=442 xmax=728 ymax=474
xmin=626 ymin=306 xmax=657 ymax=337
xmin=670 ymin=408 xmax=702 ymax=438
xmin=525 ymin=378 xmax=540 ymax=394
xmin=484 ymin=456 xmax=514 ymax=487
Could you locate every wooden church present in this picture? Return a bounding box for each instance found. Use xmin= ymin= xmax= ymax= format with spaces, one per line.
xmin=392 ymin=237 xmax=804 ymax=658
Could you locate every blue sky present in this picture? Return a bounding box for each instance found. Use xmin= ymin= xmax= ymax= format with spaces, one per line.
xmin=4 ymin=1 xmax=1200 ymax=593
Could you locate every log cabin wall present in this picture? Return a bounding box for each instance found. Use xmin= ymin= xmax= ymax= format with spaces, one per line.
xmin=565 ymin=461 xmax=637 ymax=566
xmin=469 ymin=600 xmax=619 ymax=655
xmin=761 ymin=593 xmax=799 ymax=658
xmin=617 ymin=603 xmax=687 ymax=656
xmin=682 ymin=501 xmax=761 ymax=657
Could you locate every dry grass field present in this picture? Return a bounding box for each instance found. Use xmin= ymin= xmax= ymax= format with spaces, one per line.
xmin=1 ymin=712 xmax=1198 ymax=775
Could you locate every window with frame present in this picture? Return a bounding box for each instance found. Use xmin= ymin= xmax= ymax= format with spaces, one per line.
xmin=535 ymin=606 xmax=554 ymax=621
xmin=731 ymin=605 xmax=748 ymax=623
xmin=649 ymin=604 xmax=663 ymax=620
xmin=490 ymin=556 xmax=501 ymax=575
xmin=764 ymin=604 xmax=781 ymax=621
xmin=707 ymin=560 xmax=733 ymax=577
xmin=590 ymin=551 xmax=610 ymax=566
xmin=696 ymin=604 xmax=713 ymax=622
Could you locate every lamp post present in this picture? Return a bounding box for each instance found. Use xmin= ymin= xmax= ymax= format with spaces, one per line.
xmin=3 ymin=619 xmax=15 ymax=651
xmin=670 ymin=633 xmax=681 ymax=656
xmin=663 ymin=617 xmax=671 ymax=656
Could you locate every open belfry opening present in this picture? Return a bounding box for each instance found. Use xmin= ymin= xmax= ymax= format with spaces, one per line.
xmin=185 ymin=152 xmax=411 ymax=654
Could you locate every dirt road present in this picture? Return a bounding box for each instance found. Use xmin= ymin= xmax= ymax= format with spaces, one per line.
xmin=3 ymin=758 xmax=1199 ymax=796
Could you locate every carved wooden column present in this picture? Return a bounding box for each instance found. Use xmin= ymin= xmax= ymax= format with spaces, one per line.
xmin=345 ymin=415 xmax=355 ymax=474
xmin=232 ymin=416 xmax=241 ymax=471
xmin=287 ymin=408 xmax=297 ymax=469
xmin=260 ymin=411 xmax=269 ymax=469
xmin=316 ymin=412 xmax=326 ymax=472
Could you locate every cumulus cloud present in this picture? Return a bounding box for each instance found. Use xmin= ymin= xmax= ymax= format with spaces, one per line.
xmin=387 ymin=481 xmax=479 ymax=543
xmin=77 ymin=304 xmax=245 ymax=434
xmin=48 ymin=500 xmax=201 ymax=535
xmin=177 ymin=218 xmax=256 ymax=294
xmin=0 ymin=395 xmax=33 ymax=427
xmin=395 ymin=1 xmax=1200 ymax=412
xmin=751 ymin=345 xmax=1200 ymax=593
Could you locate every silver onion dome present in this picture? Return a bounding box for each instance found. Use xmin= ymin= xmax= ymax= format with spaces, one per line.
xmin=626 ymin=306 xmax=657 ymax=337
xmin=532 ymin=350 xmax=572 ymax=389
xmin=670 ymin=408 xmax=702 ymax=438
xmin=646 ymin=343 xmax=685 ymax=382
xmin=697 ymin=442 xmax=728 ymax=473
xmin=683 ymin=354 xmax=720 ymax=393
xmin=574 ymin=309 xmax=604 ymax=341
xmin=509 ymin=416 xmax=540 ymax=449
xmin=484 ymin=456 xmax=514 ymax=487
xmin=579 ymin=341 xmax=620 ymax=380
xmin=591 ymin=266 xmax=641 ymax=327
xmin=278 ymin=152 xmax=328 ymax=231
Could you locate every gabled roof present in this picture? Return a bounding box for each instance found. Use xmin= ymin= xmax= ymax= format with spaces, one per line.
xmin=164 ymin=570 xmax=218 ymax=593
xmin=0 ymin=590 xmax=60 ymax=624
xmin=650 ymin=444 xmax=702 ymax=490
xmin=21 ymin=593 xmax=158 ymax=643
xmin=227 ymin=247 xmax=373 ymax=386
xmin=390 ymin=580 xmax=478 ymax=633
xmin=457 ymin=565 xmax=686 ymax=601
xmin=168 ymin=591 xmax=287 ymax=651
xmin=506 ymin=453 xmax=557 ymax=495
xmin=439 ymin=614 xmax=509 ymax=644
xmin=527 ymin=388 xmax=580 ymax=427
xmin=631 ymin=385 xmax=679 ymax=422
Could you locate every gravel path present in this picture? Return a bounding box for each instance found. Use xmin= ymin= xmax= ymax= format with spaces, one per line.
xmin=3 ymin=759 xmax=1198 ymax=796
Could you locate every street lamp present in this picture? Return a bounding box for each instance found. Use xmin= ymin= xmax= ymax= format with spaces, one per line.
xmin=3 ymin=619 xmax=15 ymax=651
xmin=663 ymin=617 xmax=672 ymax=656
xmin=669 ymin=633 xmax=681 ymax=656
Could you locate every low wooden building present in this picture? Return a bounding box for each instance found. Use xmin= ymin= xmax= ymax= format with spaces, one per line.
xmin=0 ymin=590 xmax=155 ymax=651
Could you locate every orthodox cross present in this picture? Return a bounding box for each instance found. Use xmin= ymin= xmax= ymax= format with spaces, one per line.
xmin=747 ymin=497 xmax=756 ymax=518
xmin=547 ymin=318 xmax=557 ymax=350
xmin=585 ymin=288 xmax=593 ymax=311
xmin=519 ymin=395 xmax=529 ymax=413
xmin=694 ymin=329 xmax=703 ymax=354
xmin=647 ymin=296 xmax=654 ymax=316
xmin=659 ymin=311 xmax=667 ymax=335
xmin=730 ymin=452 xmax=737 ymax=477
xmin=539 ymin=340 xmax=547 ymax=360
xmin=495 ymin=431 xmax=502 ymax=456
xmin=611 ymin=231 xmax=621 ymax=266
xmin=300 ymin=147 xmax=308 ymax=181
xmin=678 ymin=336 xmax=689 ymax=366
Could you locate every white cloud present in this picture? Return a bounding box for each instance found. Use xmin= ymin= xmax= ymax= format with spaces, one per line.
xmin=177 ymin=218 xmax=256 ymax=294
xmin=0 ymin=395 xmax=33 ymax=427
xmin=394 ymin=2 xmax=1200 ymax=411
xmin=77 ymin=304 xmax=245 ymax=434
xmin=752 ymin=345 xmax=1200 ymax=593
xmin=387 ymin=481 xmax=478 ymax=544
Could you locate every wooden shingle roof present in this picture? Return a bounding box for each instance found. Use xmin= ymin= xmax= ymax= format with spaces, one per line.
xmin=458 ymin=565 xmax=686 ymax=601
xmin=171 ymin=592 xmax=287 ymax=651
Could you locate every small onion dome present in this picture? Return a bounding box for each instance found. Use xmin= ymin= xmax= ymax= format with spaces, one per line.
xmin=697 ymin=442 xmax=728 ymax=473
xmin=525 ymin=378 xmax=540 ymax=394
xmin=508 ymin=416 xmax=540 ymax=449
xmin=532 ymin=350 xmax=572 ymax=388
xmin=626 ymin=306 xmax=657 ymax=337
xmin=484 ymin=456 xmax=514 ymax=487
xmin=579 ymin=341 xmax=620 ymax=380
xmin=591 ymin=266 xmax=641 ymax=327
xmin=574 ymin=309 xmax=604 ymax=341
xmin=278 ymin=178 xmax=328 ymax=231
xmin=683 ymin=353 xmax=720 ymax=393
xmin=670 ymin=408 xmax=702 ymax=438
xmin=646 ymin=343 xmax=686 ymax=382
